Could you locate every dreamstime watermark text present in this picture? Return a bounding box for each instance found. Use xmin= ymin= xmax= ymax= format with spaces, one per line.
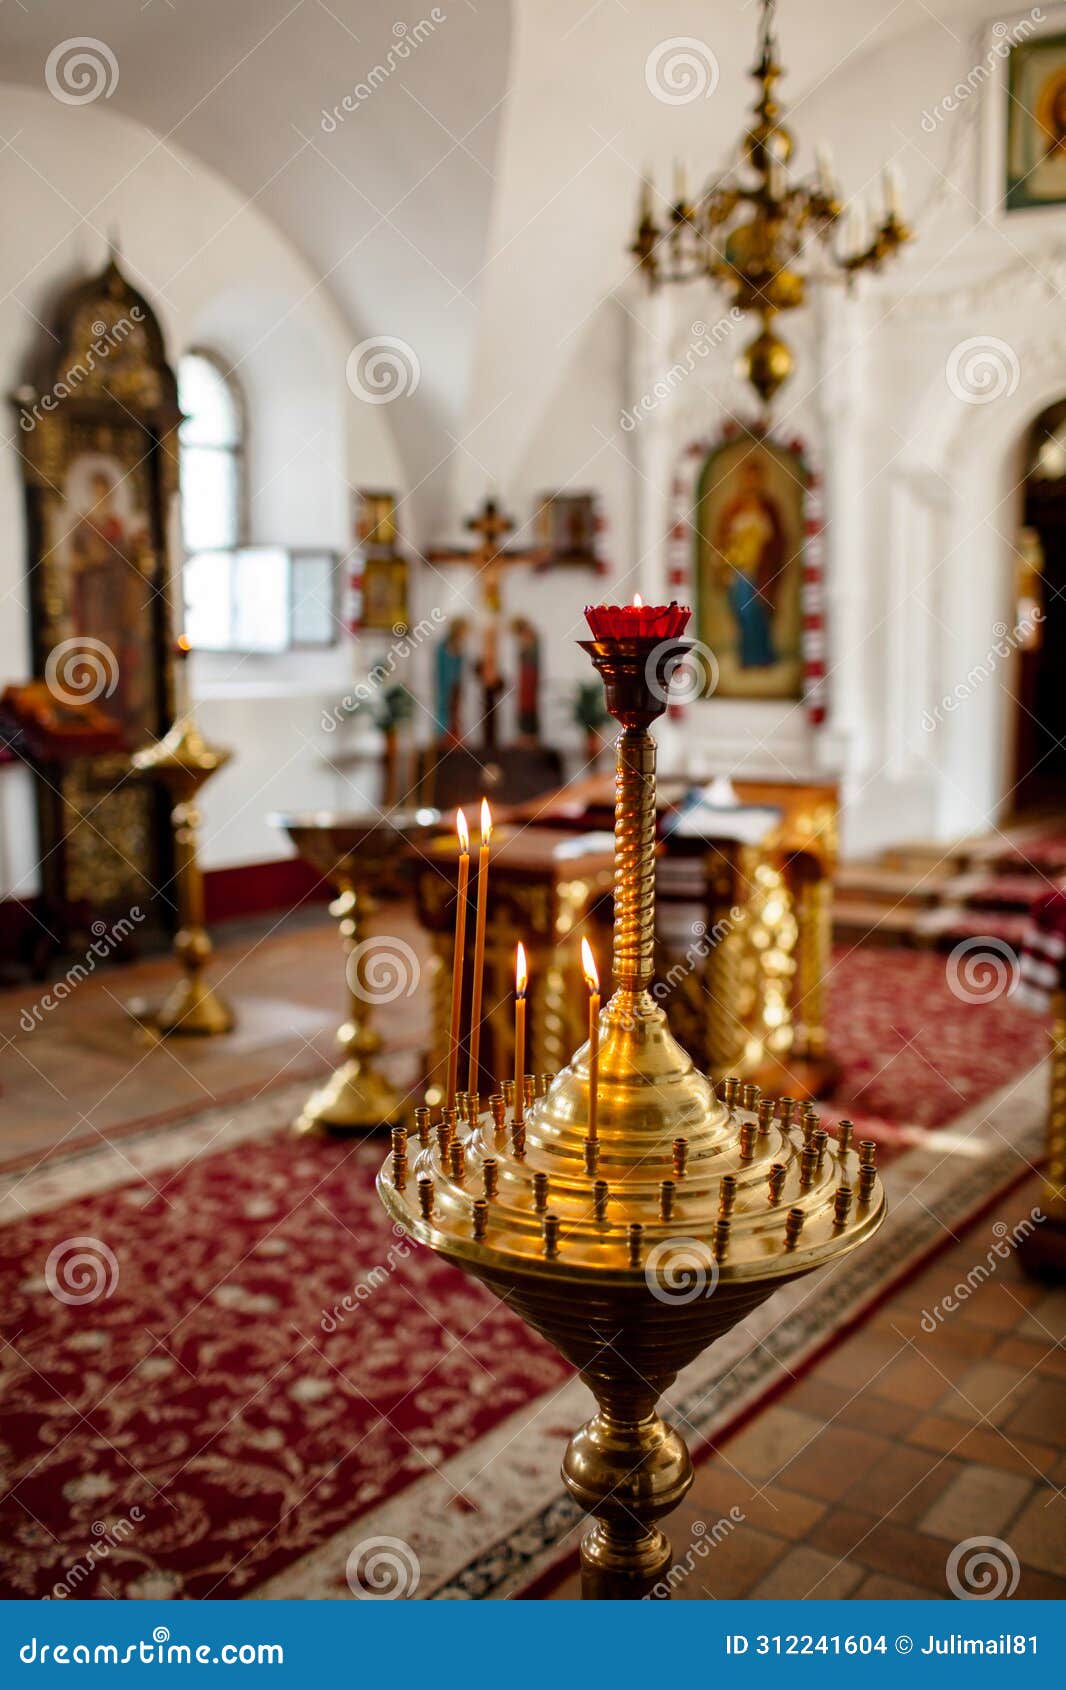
xmin=20 ymin=909 xmax=146 ymax=1032
xmin=20 ymin=309 xmax=144 ymax=431
xmin=621 ymin=312 xmax=743 ymax=431
xmin=920 ymin=12 xmax=1044 ymax=133
xmin=321 ymin=609 xmax=444 ymax=731
xmin=321 ymin=12 xmax=446 ymax=130
xmin=919 ymin=1209 xmax=1044 ymax=1332
xmin=921 ymin=607 xmax=1043 ymax=733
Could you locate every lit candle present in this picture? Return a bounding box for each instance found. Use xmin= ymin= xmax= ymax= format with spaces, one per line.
xmin=514 ymin=942 xmax=528 ymax=1126
xmin=467 ymin=798 xmax=492 ymax=1098
xmin=581 ymin=937 xmax=600 ymax=1142
xmin=446 ymin=809 xmax=470 ymax=1110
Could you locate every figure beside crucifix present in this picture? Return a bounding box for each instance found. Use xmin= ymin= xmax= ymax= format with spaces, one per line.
xmin=429 ymin=496 xmax=544 ymax=751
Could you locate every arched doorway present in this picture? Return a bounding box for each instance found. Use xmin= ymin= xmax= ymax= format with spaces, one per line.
xmin=1013 ymin=399 xmax=1066 ymax=813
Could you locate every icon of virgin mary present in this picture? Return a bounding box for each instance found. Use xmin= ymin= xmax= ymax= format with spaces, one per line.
xmin=712 ymin=458 xmax=783 ymax=669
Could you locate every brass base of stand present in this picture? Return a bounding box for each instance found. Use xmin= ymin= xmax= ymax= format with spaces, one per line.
xmin=294 ymin=1051 xmax=405 ymax=1137
xmin=563 ymin=1402 xmax=692 ymax=1600
xmin=126 ymin=959 xmax=234 ymax=1039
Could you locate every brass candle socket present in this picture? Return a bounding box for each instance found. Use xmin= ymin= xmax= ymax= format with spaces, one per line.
xmin=378 ymin=622 xmax=885 ymax=1599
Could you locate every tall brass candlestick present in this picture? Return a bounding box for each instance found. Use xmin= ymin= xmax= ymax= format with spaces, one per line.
xmin=514 ymin=942 xmax=527 ymax=1125
xmin=581 ymin=936 xmax=600 ymax=1141
xmin=446 ymin=809 xmax=470 ymax=1109
xmin=378 ymin=597 xmax=886 ymax=1602
xmin=467 ymin=798 xmax=492 ymax=1098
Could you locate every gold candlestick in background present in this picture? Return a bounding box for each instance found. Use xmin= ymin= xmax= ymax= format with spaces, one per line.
xmin=467 ymin=798 xmax=492 ymax=1099
xmin=446 ymin=809 xmax=470 ymax=1109
xmin=514 ymin=942 xmax=527 ymax=1126
xmin=582 ymin=936 xmax=600 ymax=1141
xmin=379 ymin=599 xmax=886 ymax=1599
xmin=128 ymin=662 xmax=234 ymax=1038
xmin=270 ymin=811 xmax=427 ymax=1136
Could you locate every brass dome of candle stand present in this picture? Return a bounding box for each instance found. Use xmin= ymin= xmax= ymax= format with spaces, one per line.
xmin=378 ymin=609 xmax=886 ymax=1600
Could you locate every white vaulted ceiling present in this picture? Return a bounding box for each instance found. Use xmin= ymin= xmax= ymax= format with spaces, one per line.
xmin=0 ymin=0 xmax=1017 ymax=533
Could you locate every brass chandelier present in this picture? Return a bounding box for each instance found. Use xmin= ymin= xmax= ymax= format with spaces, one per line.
xmin=629 ymin=0 xmax=911 ymax=406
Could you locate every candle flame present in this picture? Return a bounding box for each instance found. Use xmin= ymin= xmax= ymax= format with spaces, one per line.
xmin=480 ymin=796 xmax=492 ymax=844
xmin=580 ymin=936 xmax=599 ymax=993
xmin=176 ymin=634 xmax=191 ymax=653
xmin=632 ymin=592 xmax=643 ymax=608
xmin=456 ymin=808 xmax=470 ymax=853
xmin=515 ymin=941 xmax=528 ymax=998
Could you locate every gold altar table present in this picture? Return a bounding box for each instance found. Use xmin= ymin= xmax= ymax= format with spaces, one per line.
xmin=504 ymin=774 xmax=839 ymax=1099
xmin=411 ymin=825 xmax=615 ymax=1106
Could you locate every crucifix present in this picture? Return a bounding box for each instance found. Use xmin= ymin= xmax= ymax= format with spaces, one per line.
xmin=429 ymin=497 xmax=544 ymax=750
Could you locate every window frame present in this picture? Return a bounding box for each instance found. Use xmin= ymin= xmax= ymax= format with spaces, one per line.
xmin=178 ymin=345 xmax=248 ymax=554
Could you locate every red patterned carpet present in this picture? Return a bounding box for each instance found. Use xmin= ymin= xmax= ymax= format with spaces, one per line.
xmin=0 ymin=945 xmax=1050 ymax=1600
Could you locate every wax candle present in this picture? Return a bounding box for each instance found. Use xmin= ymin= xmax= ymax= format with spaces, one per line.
xmin=467 ymin=798 xmax=492 ymax=1098
xmin=446 ymin=809 xmax=470 ymax=1109
xmin=514 ymin=942 xmax=528 ymax=1126
xmin=581 ymin=937 xmax=600 ymax=1142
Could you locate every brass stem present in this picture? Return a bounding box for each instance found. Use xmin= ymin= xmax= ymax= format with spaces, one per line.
xmin=610 ymin=726 xmax=656 ymax=1004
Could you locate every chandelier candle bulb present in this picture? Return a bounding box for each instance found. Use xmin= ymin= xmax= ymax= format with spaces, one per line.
xmin=446 ymin=809 xmax=470 ymax=1110
xmin=513 ymin=944 xmax=528 ymax=1127
xmin=582 ymin=937 xmax=601 ymax=1140
xmin=467 ymin=799 xmax=492 ymax=1099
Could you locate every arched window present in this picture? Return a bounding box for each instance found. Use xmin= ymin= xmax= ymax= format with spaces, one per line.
xmin=177 ymin=347 xmax=338 ymax=652
xmin=178 ymin=349 xmax=244 ymax=553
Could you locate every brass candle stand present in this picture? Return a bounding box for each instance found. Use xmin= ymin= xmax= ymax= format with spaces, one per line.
xmin=378 ymin=612 xmax=886 ymax=1599
xmin=129 ymin=713 xmax=234 ymax=1038
xmin=272 ymin=812 xmax=430 ymax=1137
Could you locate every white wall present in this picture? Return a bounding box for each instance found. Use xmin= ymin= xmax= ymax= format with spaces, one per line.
xmin=0 ymin=88 xmax=405 ymax=896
